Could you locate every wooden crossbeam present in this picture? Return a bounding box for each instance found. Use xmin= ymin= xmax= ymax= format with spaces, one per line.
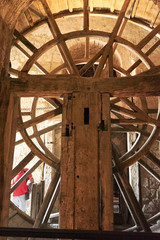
xmin=9 ymin=74 xmax=160 ymax=97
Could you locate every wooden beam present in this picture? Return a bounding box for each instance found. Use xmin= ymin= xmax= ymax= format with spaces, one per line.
xmin=60 ymin=94 xmax=75 ymax=229
xmin=139 ymin=159 xmax=160 ymax=182
xmin=11 ymin=160 xmax=42 ymax=193
xmin=145 ymin=151 xmax=160 ymax=169
xmin=42 ymin=178 xmax=60 ymax=224
xmin=83 ymin=0 xmax=89 ymax=31
xmin=9 ymin=74 xmax=160 ymax=97
xmin=113 ymin=146 xmax=151 ymax=232
xmin=99 ymin=94 xmax=113 ymax=230
xmin=20 ymin=128 xmax=59 ymax=168
xmin=12 ymin=152 xmax=35 ymax=178
xmin=24 ymin=9 xmax=34 ymax=27
xmin=33 ymin=171 xmax=60 ymax=228
xmin=17 ymin=107 xmax=62 ymax=130
xmin=12 ymin=43 xmax=49 ymax=75
xmin=0 ymin=92 xmax=18 ymax=227
xmin=15 ymin=123 xmax=61 ymax=145
xmin=94 ymin=0 xmax=130 ymax=77
xmin=40 ymin=0 xmax=79 ymax=75
xmin=14 ymin=30 xmax=37 ymax=53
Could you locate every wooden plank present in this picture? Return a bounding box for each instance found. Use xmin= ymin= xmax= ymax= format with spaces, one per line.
xmin=72 ymin=92 xmax=100 ymax=230
xmin=99 ymin=94 xmax=113 ymax=230
xmin=0 ymin=92 xmax=18 ymax=227
xmin=9 ymin=74 xmax=160 ymax=97
xmin=60 ymin=94 xmax=75 ymax=229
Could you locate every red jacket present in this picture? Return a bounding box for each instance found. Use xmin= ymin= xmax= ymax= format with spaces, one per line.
xmin=12 ymin=168 xmax=32 ymax=196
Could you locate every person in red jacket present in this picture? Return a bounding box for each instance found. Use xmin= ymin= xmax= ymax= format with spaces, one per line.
xmin=12 ymin=168 xmax=34 ymax=212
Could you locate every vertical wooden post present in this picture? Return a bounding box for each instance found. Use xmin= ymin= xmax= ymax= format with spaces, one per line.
xmin=60 ymin=94 xmax=75 ymax=229
xmin=0 ymin=87 xmax=18 ymax=227
xmin=72 ymin=92 xmax=100 ymax=230
xmin=99 ymin=93 xmax=113 ymax=230
xmin=60 ymin=92 xmax=113 ymax=230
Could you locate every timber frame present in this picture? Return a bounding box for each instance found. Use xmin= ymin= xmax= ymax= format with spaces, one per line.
xmin=0 ymin=0 xmax=160 ymax=236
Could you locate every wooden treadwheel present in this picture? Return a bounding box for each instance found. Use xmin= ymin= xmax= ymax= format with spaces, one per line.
xmin=9 ymin=0 xmax=160 ymax=232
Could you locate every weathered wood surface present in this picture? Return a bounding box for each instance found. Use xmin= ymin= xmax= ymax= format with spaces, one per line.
xmin=33 ymin=170 xmax=60 ymax=228
xmin=99 ymin=94 xmax=113 ymax=230
xmin=60 ymin=94 xmax=75 ymax=229
xmin=73 ymin=92 xmax=100 ymax=230
xmin=9 ymin=74 xmax=160 ymax=97
xmin=94 ymin=0 xmax=130 ymax=77
xmin=0 ymin=93 xmax=18 ymax=227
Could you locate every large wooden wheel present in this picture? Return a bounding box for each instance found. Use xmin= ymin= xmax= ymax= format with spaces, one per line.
xmin=9 ymin=0 xmax=160 ymax=232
